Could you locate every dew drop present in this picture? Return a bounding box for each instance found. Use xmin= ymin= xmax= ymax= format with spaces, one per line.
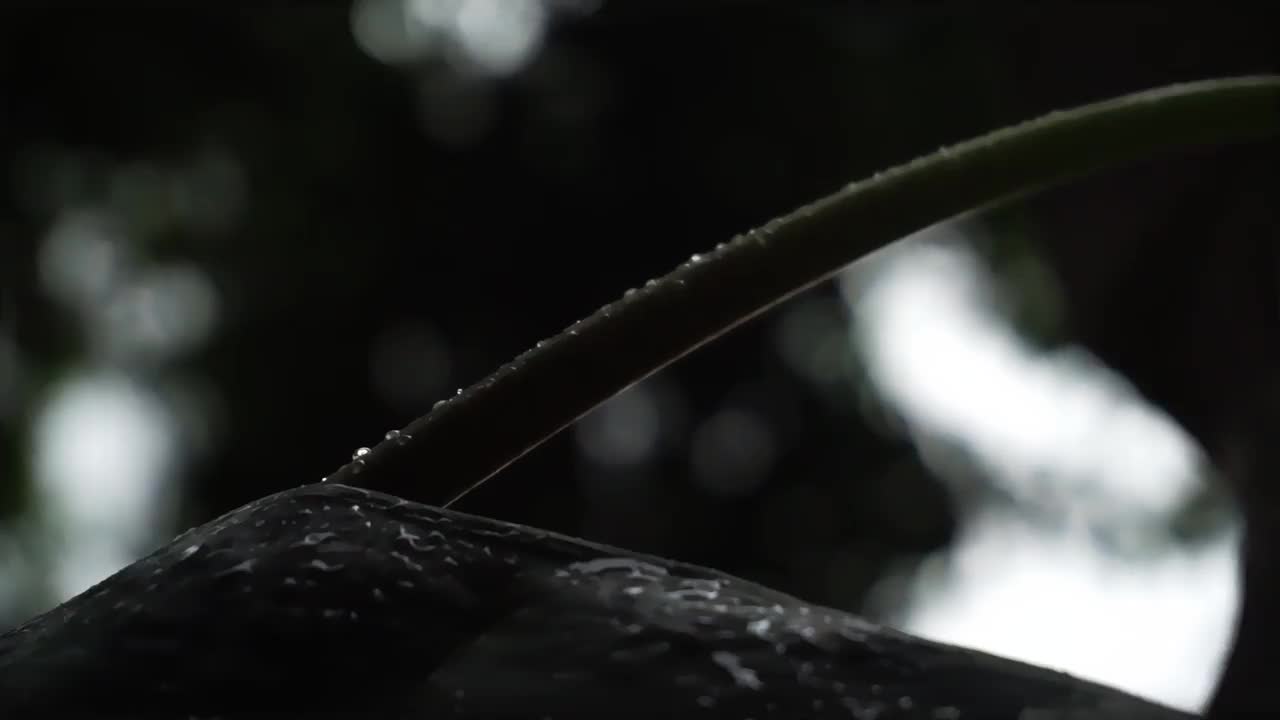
xmin=689 ymin=253 xmax=703 ymax=263
xmin=455 ymin=388 xmax=463 ymax=396
xmin=352 ymin=447 xmax=370 ymax=461
xmin=384 ymin=429 xmax=401 ymax=442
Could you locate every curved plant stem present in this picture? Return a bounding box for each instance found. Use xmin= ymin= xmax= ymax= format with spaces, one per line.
xmin=325 ymin=76 xmax=1280 ymax=508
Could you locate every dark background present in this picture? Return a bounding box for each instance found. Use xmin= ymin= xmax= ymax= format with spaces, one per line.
xmin=2 ymin=3 xmax=1277 ymax=704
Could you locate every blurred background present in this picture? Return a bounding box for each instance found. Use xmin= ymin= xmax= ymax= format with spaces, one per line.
xmin=3 ymin=2 xmax=1279 ymax=712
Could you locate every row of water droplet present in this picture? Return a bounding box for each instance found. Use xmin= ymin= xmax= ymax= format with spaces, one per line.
xmin=321 ymin=239 xmax=749 ymax=485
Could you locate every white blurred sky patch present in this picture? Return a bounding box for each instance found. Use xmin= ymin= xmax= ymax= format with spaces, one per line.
xmin=350 ymin=0 xmax=599 ymax=146
xmin=842 ymin=224 xmax=1239 ymax=712
xmin=32 ymin=372 xmax=178 ymax=600
xmin=352 ymin=0 xmax=597 ymax=75
xmin=904 ymin=510 xmax=1237 ymax=711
